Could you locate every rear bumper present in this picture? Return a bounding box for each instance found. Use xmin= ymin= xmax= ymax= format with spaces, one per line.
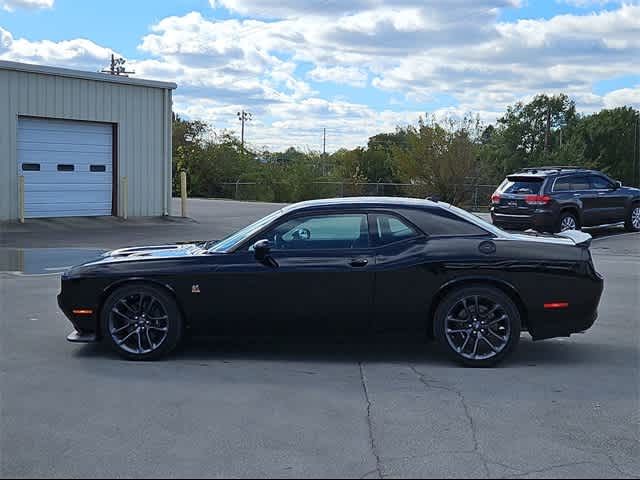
xmin=527 ymin=276 xmax=604 ymax=341
xmin=491 ymin=210 xmax=556 ymax=232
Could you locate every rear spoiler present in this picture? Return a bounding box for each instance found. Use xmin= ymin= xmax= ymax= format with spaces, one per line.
xmin=556 ymin=230 xmax=593 ymax=248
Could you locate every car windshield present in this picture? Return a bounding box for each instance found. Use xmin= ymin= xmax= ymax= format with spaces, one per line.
xmin=499 ymin=176 xmax=544 ymax=194
xmin=207 ymin=208 xmax=286 ymax=253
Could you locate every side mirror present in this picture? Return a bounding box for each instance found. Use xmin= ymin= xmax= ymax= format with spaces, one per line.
xmin=251 ymin=239 xmax=272 ymax=262
xmin=616 ymin=181 xmax=623 ymax=189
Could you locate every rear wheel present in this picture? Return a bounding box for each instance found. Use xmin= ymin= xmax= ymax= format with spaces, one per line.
xmin=434 ymin=286 xmax=521 ymax=367
xmin=101 ymin=284 xmax=183 ymax=361
xmin=558 ymin=211 xmax=579 ymax=232
xmin=625 ymin=204 xmax=640 ymax=232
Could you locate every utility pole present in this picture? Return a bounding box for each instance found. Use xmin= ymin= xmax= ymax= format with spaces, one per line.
xmin=559 ymin=129 xmax=563 ymax=148
xmin=544 ymin=106 xmax=551 ymax=154
xmin=101 ymin=54 xmax=135 ymax=76
xmin=322 ymin=128 xmax=327 ymax=177
xmin=237 ymin=110 xmax=252 ymax=149
xmin=633 ymin=110 xmax=640 ymax=187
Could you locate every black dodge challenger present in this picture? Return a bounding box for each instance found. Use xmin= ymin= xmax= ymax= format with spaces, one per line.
xmin=58 ymin=197 xmax=604 ymax=366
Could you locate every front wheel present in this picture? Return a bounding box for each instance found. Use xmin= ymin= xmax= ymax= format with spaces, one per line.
xmin=434 ymin=286 xmax=521 ymax=367
xmin=101 ymin=284 xmax=183 ymax=361
xmin=625 ymin=204 xmax=640 ymax=232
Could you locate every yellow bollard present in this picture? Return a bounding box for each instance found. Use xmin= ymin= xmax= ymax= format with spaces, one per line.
xmin=181 ymin=171 xmax=188 ymax=218
xmin=18 ymin=175 xmax=25 ymax=223
xmin=121 ymin=176 xmax=128 ymax=220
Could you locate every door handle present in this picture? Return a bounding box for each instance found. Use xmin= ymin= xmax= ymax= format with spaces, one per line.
xmin=349 ymin=258 xmax=369 ymax=268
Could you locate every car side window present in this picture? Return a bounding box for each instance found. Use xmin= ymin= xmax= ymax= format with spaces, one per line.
xmin=372 ymin=214 xmax=420 ymax=246
xmin=590 ymin=176 xmax=614 ymax=190
xmin=553 ymin=177 xmax=573 ymax=192
xmin=263 ymin=214 xmax=369 ymax=250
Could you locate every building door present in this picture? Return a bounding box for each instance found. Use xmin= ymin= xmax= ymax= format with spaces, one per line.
xmin=17 ymin=117 xmax=113 ymax=218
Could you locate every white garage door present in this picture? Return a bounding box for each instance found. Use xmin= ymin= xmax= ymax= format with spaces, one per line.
xmin=17 ymin=117 xmax=113 ymax=218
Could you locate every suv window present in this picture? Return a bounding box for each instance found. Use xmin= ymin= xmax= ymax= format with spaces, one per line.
xmin=590 ymin=176 xmax=614 ymax=190
xmin=372 ymin=214 xmax=419 ymax=246
xmin=571 ymin=176 xmax=591 ymax=190
xmin=399 ymin=208 xmax=489 ymax=237
xmin=553 ymin=175 xmax=590 ymax=192
xmin=553 ymin=177 xmax=573 ymax=192
xmin=499 ymin=176 xmax=544 ymax=195
xmin=263 ymin=213 xmax=369 ymax=250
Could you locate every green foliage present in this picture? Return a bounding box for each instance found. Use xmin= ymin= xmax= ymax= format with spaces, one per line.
xmin=172 ymin=97 xmax=640 ymax=205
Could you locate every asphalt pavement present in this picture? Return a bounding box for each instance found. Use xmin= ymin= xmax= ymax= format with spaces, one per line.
xmin=0 ymin=199 xmax=638 ymax=478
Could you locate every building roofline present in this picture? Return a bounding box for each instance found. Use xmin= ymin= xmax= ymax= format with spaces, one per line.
xmin=0 ymin=60 xmax=177 ymax=90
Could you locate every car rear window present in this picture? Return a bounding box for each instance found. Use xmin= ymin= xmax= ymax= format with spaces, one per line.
xmin=498 ymin=176 xmax=544 ymax=195
xmin=399 ymin=208 xmax=490 ymax=237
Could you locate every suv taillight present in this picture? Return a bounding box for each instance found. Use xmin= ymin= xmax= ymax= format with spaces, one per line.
xmin=491 ymin=193 xmax=501 ymax=204
xmin=525 ymin=195 xmax=551 ymax=205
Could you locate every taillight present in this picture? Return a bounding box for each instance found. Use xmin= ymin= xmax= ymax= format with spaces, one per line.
xmin=525 ymin=195 xmax=551 ymax=205
xmin=491 ymin=193 xmax=501 ymax=204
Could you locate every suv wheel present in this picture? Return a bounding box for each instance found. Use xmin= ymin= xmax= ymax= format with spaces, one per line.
xmin=558 ymin=211 xmax=579 ymax=232
xmin=625 ymin=204 xmax=640 ymax=232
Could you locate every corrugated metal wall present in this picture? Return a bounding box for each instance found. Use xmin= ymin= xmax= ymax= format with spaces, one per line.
xmin=0 ymin=67 xmax=173 ymax=220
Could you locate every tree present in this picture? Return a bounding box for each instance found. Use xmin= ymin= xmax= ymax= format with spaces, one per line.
xmin=564 ymin=107 xmax=640 ymax=186
xmin=392 ymin=115 xmax=481 ymax=204
xmin=481 ymin=94 xmax=579 ymax=178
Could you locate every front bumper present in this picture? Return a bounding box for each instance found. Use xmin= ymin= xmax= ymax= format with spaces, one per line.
xmin=58 ymin=292 xmax=100 ymax=341
xmin=67 ymin=330 xmax=98 ymax=343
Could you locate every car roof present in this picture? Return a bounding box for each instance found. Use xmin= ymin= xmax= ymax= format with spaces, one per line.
xmin=283 ymin=196 xmax=444 ymax=213
xmin=512 ymin=167 xmax=599 ymax=177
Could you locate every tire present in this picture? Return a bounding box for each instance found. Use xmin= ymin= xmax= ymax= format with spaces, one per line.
xmin=433 ymin=285 xmax=521 ymax=367
xmin=557 ymin=211 xmax=579 ymax=233
xmin=625 ymin=203 xmax=640 ymax=232
xmin=101 ymin=284 xmax=183 ymax=361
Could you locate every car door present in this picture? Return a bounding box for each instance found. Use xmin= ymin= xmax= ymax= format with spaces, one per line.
xmin=589 ymin=175 xmax=627 ymax=224
xmin=569 ymin=175 xmax=599 ymax=226
xmin=201 ymin=211 xmax=375 ymax=335
xmin=369 ymin=212 xmax=429 ymax=332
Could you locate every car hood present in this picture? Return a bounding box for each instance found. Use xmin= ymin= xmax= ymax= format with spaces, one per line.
xmin=105 ymin=243 xmax=209 ymax=260
xmin=64 ymin=243 xmax=212 ymax=275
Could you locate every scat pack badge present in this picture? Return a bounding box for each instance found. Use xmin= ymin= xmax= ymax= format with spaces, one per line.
xmin=192 ymin=284 xmax=201 ymax=294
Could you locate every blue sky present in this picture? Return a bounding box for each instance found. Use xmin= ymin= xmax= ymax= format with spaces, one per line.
xmin=0 ymin=0 xmax=638 ymax=151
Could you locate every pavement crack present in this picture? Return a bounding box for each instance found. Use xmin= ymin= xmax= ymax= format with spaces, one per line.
xmin=508 ymin=461 xmax=608 ymax=478
xmin=409 ymin=365 xmax=491 ymax=478
xmin=359 ymin=362 xmax=383 ymax=479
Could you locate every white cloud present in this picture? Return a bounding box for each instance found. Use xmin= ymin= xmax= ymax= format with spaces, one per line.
xmin=560 ymin=0 xmax=621 ymax=7
xmin=0 ymin=26 xmax=12 ymax=52
xmin=1 ymin=0 xmax=53 ymax=12
xmin=308 ymin=66 xmax=367 ymax=88
xmin=0 ymin=1 xmax=638 ymax=151
xmin=0 ymin=35 xmax=115 ymax=70
xmin=603 ymin=86 xmax=640 ymax=108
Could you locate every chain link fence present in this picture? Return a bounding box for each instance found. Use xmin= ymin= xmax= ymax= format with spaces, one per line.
xmin=207 ymin=181 xmax=498 ymax=211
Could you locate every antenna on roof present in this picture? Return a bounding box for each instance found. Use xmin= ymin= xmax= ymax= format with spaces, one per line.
xmin=101 ymin=54 xmax=135 ymax=77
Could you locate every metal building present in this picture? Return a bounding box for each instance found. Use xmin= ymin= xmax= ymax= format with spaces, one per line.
xmin=0 ymin=60 xmax=177 ymax=220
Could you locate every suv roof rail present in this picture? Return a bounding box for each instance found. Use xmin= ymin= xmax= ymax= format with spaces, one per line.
xmin=519 ymin=166 xmax=586 ymax=172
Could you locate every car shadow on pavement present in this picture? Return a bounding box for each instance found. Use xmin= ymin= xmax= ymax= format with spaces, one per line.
xmin=71 ymin=334 xmax=630 ymax=368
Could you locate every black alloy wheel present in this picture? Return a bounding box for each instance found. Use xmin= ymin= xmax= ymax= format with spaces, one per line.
xmin=101 ymin=284 xmax=183 ymax=361
xmin=434 ymin=286 xmax=521 ymax=367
